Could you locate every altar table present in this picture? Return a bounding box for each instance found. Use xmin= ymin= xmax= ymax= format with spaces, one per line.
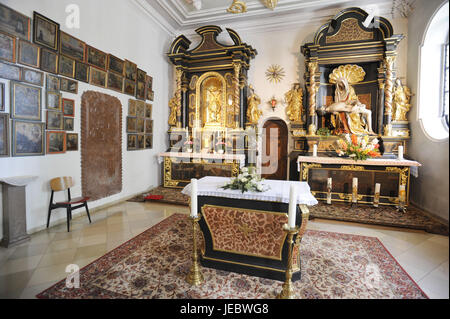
xmin=297 ymin=156 xmax=421 ymax=207
xmin=182 ymin=176 xmax=318 ymax=281
xmin=158 ymin=152 xmax=246 ymax=189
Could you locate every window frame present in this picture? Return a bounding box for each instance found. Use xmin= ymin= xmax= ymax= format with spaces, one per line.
xmin=442 ymin=41 xmax=449 ymax=127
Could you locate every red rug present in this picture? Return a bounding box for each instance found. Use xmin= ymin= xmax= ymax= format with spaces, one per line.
xmin=36 ymin=214 xmax=427 ymax=299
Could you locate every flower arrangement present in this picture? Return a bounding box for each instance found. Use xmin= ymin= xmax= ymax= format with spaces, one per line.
xmin=335 ymin=134 xmax=381 ymax=161
xmin=221 ymin=167 xmax=269 ymax=193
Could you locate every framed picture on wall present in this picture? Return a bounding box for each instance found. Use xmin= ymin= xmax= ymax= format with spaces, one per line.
xmin=128 ymin=99 xmax=137 ymax=117
xmin=145 ymin=134 xmax=153 ymax=149
xmin=137 ymin=134 xmax=145 ymax=149
xmin=21 ymin=67 xmax=44 ymax=86
xmin=40 ymin=48 xmax=59 ymax=74
xmin=0 ymin=82 xmax=4 ymax=112
xmin=86 ymin=45 xmax=108 ymax=70
xmin=46 ymin=74 xmax=60 ymax=92
xmin=75 ymin=61 xmax=89 ymax=83
xmin=46 ymin=91 xmax=61 ymax=111
xmin=46 ymin=130 xmax=66 ymax=154
xmin=127 ymin=134 xmax=137 ymax=151
xmin=145 ymin=119 xmax=153 ymax=134
xmin=89 ymin=66 xmax=107 ymax=88
xmin=17 ymin=40 xmax=40 ymax=68
xmin=33 ymin=11 xmax=59 ymax=51
xmin=46 ymin=110 xmax=63 ymax=130
xmin=59 ymin=54 xmax=75 ymax=78
xmin=107 ymin=71 xmax=124 ymax=93
xmin=136 ymin=101 xmax=145 ymax=118
xmin=0 ymin=113 xmax=9 ymax=157
xmin=124 ymin=60 xmax=137 ymax=82
xmin=137 ymin=69 xmax=146 ymax=83
xmin=137 ymin=118 xmax=145 ymax=134
xmin=108 ymin=54 xmax=124 ymax=75
xmin=0 ymin=4 xmax=31 ymax=41
xmin=0 ymin=61 xmax=21 ymax=81
xmin=145 ymin=75 xmax=153 ymax=101
xmin=0 ymin=31 xmax=16 ymax=63
xmin=59 ymin=31 xmax=85 ymax=62
xmin=66 ymin=133 xmax=78 ymax=151
xmin=62 ymin=98 xmax=74 ymax=117
xmin=126 ymin=116 xmax=137 ymax=133
xmin=12 ymin=120 xmax=45 ymax=157
xmin=63 ymin=117 xmax=74 ymax=131
xmin=60 ymin=77 xmax=78 ymax=94
xmin=136 ymin=81 xmax=145 ymax=100
xmin=123 ymin=79 xmax=136 ymax=96
xmin=10 ymin=81 xmax=42 ymax=121
xmin=145 ymin=103 xmax=152 ymax=118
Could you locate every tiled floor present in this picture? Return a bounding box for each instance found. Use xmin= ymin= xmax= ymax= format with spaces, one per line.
xmin=0 ymin=201 xmax=448 ymax=299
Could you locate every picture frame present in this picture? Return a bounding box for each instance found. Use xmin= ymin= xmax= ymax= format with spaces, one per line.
xmin=149 ymin=90 xmax=154 ymax=101
xmin=59 ymin=54 xmax=75 ymax=78
xmin=108 ymin=54 xmax=124 ymax=75
xmin=0 ymin=31 xmax=16 ymax=63
xmin=145 ymin=75 xmax=153 ymax=100
xmin=87 ymin=45 xmax=108 ymax=70
xmin=0 ymin=61 xmax=21 ymax=81
xmin=0 ymin=4 xmax=31 ymax=41
xmin=17 ymin=40 xmax=40 ymax=68
xmin=126 ymin=116 xmax=137 ymax=133
xmin=21 ymin=67 xmax=44 ymax=86
xmin=123 ymin=79 xmax=136 ymax=96
xmin=46 ymin=130 xmax=66 ymax=154
xmin=46 ymin=74 xmax=60 ymax=92
xmin=145 ymin=119 xmax=153 ymax=134
xmin=145 ymin=134 xmax=153 ymax=149
xmin=40 ymin=48 xmax=59 ymax=74
xmin=136 ymin=101 xmax=145 ymax=118
xmin=12 ymin=120 xmax=45 ymax=157
xmin=75 ymin=61 xmax=89 ymax=83
xmin=137 ymin=134 xmax=145 ymax=149
xmin=145 ymin=103 xmax=152 ymax=118
xmin=89 ymin=66 xmax=107 ymax=88
xmin=128 ymin=99 xmax=136 ymax=117
xmin=46 ymin=110 xmax=63 ymax=130
xmin=137 ymin=118 xmax=145 ymax=134
xmin=10 ymin=81 xmax=42 ymax=121
xmin=59 ymin=31 xmax=85 ymax=63
xmin=63 ymin=117 xmax=74 ymax=131
xmin=136 ymin=81 xmax=146 ymax=100
xmin=0 ymin=82 xmax=4 ymax=112
xmin=124 ymin=60 xmax=137 ymax=82
xmin=107 ymin=71 xmax=123 ymax=93
xmin=46 ymin=91 xmax=61 ymax=111
xmin=60 ymin=77 xmax=78 ymax=94
xmin=62 ymin=98 xmax=75 ymax=117
xmin=33 ymin=11 xmax=59 ymax=51
xmin=0 ymin=113 xmax=9 ymax=157
xmin=137 ymin=69 xmax=146 ymax=83
xmin=127 ymin=134 xmax=137 ymax=151
xmin=66 ymin=133 xmax=78 ymax=151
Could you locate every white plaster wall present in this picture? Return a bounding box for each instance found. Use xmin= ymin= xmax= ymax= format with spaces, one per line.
xmin=0 ymin=0 xmax=172 ymax=238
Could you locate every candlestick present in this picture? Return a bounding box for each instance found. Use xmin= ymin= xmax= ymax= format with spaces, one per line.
xmin=288 ymin=184 xmax=297 ymax=228
xmin=277 ymin=225 xmax=300 ymax=299
xmin=327 ymin=177 xmax=332 ymax=204
xmin=312 ymin=144 xmax=318 ymax=157
xmin=397 ymin=184 xmax=406 ymax=212
xmin=190 ymin=178 xmax=198 ymax=218
xmin=397 ymin=145 xmax=404 ymax=160
xmin=185 ymin=214 xmax=205 ymax=286
xmin=374 ymin=183 xmax=381 ymax=207
xmin=352 ymin=177 xmax=358 ymax=205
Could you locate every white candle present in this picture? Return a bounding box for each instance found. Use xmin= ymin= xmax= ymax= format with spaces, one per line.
xmin=374 ymin=183 xmax=381 ymax=207
xmin=399 ymin=184 xmax=406 ymax=203
xmin=352 ymin=177 xmax=358 ymax=203
xmin=190 ymin=178 xmax=198 ymax=218
xmin=398 ymin=145 xmax=404 ymax=160
xmin=327 ymin=178 xmax=332 ymax=204
xmin=288 ymin=184 xmax=297 ymax=228
xmin=313 ymin=144 xmax=318 ymax=157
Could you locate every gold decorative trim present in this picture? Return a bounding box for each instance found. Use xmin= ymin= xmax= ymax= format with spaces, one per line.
xmin=326 ymin=18 xmax=374 ymax=44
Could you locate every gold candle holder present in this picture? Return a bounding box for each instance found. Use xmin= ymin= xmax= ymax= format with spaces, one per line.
xmin=277 ymin=224 xmax=300 ymax=299
xmin=396 ymin=185 xmax=407 ymax=213
xmin=185 ymin=214 xmax=205 ymax=286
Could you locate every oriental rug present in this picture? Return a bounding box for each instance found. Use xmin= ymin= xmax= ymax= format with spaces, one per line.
xmin=128 ymin=186 xmax=449 ymax=236
xmin=37 ymin=214 xmax=427 ymax=299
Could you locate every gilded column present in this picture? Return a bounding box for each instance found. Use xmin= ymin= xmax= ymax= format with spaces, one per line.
xmin=307 ymin=61 xmax=318 ymax=135
xmin=383 ymin=56 xmax=396 ymax=136
xmin=233 ymin=63 xmax=242 ymax=129
xmin=175 ymin=68 xmax=183 ymax=128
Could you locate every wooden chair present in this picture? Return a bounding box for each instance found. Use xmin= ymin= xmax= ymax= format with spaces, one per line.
xmin=47 ymin=177 xmax=91 ymax=232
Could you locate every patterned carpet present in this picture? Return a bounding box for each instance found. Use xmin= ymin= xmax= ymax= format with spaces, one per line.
xmin=37 ymin=213 xmax=427 ymax=299
xmin=129 ymin=186 xmax=449 ymax=235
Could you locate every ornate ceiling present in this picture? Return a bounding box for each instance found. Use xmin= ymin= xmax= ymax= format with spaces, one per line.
xmin=136 ymin=0 xmax=415 ymax=35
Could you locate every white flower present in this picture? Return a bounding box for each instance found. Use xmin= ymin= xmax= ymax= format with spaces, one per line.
xmin=241 ymin=167 xmax=248 ymax=173
xmin=241 ymin=178 xmax=248 ymax=183
xmin=345 ymin=134 xmax=351 ymax=143
xmin=349 ymin=154 xmax=356 ymax=157
xmin=256 ymin=184 xmax=263 ymax=191
xmin=372 ymin=138 xmax=379 ymax=145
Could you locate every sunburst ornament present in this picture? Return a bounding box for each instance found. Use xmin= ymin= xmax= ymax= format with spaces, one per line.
xmin=265 ymin=64 xmax=285 ymax=84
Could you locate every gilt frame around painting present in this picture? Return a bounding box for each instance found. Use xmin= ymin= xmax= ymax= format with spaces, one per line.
xmin=12 ymin=120 xmax=45 ymax=157
xmin=40 ymin=48 xmax=59 ymax=74
xmin=59 ymin=31 xmax=85 ymax=63
xmin=17 ymin=40 xmax=40 ymax=68
xmin=0 ymin=4 xmax=31 ymax=41
xmin=0 ymin=113 xmax=9 ymax=157
xmin=33 ymin=11 xmax=59 ymax=51
xmin=10 ymin=81 xmax=42 ymax=121
xmin=46 ymin=130 xmax=66 ymax=154
xmin=0 ymin=31 xmax=16 ymax=63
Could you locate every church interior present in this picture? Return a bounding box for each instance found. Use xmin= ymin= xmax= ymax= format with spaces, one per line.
xmin=0 ymin=0 xmax=448 ymax=301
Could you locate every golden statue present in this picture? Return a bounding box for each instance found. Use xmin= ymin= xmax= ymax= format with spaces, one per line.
xmin=206 ymin=86 xmax=222 ymax=123
xmin=393 ymin=78 xmax=412 ymax=122
xmin=285 ymin=83 xmax=303 ymax=123
xmin=168 ymin=96 xmax=178 ymax=126
xmin=246 ymin=85 xmax=262 ymax=124
xmin=321 ymin=65 xmax=376 ymax=135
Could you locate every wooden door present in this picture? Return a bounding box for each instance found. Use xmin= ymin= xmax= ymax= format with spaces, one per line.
xmin=261 ymin=120 xmax=288 ymax=180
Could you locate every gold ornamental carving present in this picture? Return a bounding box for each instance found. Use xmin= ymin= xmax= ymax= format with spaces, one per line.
xmin=168 ymin=69 xmax=183 ymax=127
xmin=392 ymin=79 xmax=412 ymax=122
xmin=301 ymin=163 xmax=322 ymax=181
xmin=285 ymin=83 xmax=304 ymax=123
xmin=247 ymin=85 xmax=262 ymax=125
xmin=233 ymin=63 xmax=242 ymax=128
xmin=340 ymin=165 xmax=365 ymax=171
xmin=227 ymin=0 xmax=247 ymax=14
xmin=195 ymin=71 xmax=227 ymax=128
xmin=384 ymin=56 xmax=397 ymax=117
xmin=307 ymin=61 xmax=318 ymax=116
xmin=266 ymin=64 xmax=285 ymax=84
xmin=329 ymin=64 xmax=366 ymax=85
xmin=326 ymin=18 xmax=374 ymax=44
xmin=264 ymin=0 xmax=279 ymax=10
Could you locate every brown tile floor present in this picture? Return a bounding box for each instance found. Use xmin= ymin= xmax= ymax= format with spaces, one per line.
xmin=0 ymin=201 xmax=448 ymax=299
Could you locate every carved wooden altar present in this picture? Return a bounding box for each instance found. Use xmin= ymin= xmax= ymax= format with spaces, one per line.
xmin=292 ymin=7 xmax=409 ymax=170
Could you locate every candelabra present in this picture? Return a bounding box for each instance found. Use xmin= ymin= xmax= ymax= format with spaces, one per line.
xmin=185 ymin=214 xmax=205 ymax=286
xmin=277 ymin=224 xmax=300 ymax=299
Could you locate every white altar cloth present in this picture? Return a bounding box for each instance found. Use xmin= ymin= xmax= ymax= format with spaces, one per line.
xmin=182 ymin=176 xmax=318 ymax=206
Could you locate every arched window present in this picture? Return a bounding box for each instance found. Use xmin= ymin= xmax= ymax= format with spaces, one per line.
xmin=418 ymin=1 xmax=449 ymax=140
